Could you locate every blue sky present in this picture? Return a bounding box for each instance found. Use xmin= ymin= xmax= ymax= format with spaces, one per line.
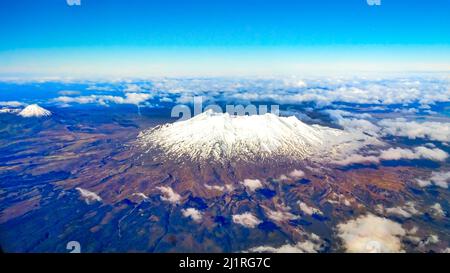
xmin=0 ymin=0 xmax=449 ymax=77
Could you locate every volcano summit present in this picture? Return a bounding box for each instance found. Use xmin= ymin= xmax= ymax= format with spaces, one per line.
xmin=136 ymin=110 xmax=377 ymax=164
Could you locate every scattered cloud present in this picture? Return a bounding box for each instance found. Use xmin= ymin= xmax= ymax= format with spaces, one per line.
xmin=288 ymin=169 xmax=305 ymax=179
xmin=379 ymin=147 xmax=448 ymax=161
xmin=327 ymin=193 xmax=352 ymax=206
xmin=0 ymin=108 xmax=20 ymax=114
xmin=241 ymin=179 xmax=263 ymax=192
xmin=132 ymin=192 xmax=149 ymax=200
xmin=248 ymin=237 xmax=323 ymax=253
xmin=416 ymin=171 xmax=450 ymax=188
xmin=324 ymin=109 xmax=378 ymax=133
xmin=263 ymin=205 xmax=298 ymax=222
xmin=86 ymin=85 xmax=114 ymax=91
xmin=232 ymin=212 xmax=262 ymax=228
xmin=204 ymin=184 xmax=234 ymax=192
xmin=76 ymin=187 xmax=102 ymax=204
xmin=379 ymin=118 xmax=450 ymax=143
xmin=53 ymin=93 xmax=152 ymax=106
xmin=332 ymin=146 xmax=448 ymax=166
xmin=379 ymin=202 xmax=421 ymax=218
xmin=156 ymin=186 xmax=181 ymax=204
xmin=331 ymin=154 xmax=379 ymax=166
xmin=181 ymin=208 xmax=203 ymax=223
xmin=0 ymin=101 xmax=25 ymax=107
xmin=417 ymin=234 xmax=440 ymax=249
xmin=58 ymin=90 xmax=80 ymax=96
xmin=336 ymin=214 xmax=406 ymax=253
xmin=429 ymin=203 xmax=446 ymax=218
xmin=123 ymin=84 xmax=144 ymax=92
xmin=298 ymin=201 xmax=323 ymax=216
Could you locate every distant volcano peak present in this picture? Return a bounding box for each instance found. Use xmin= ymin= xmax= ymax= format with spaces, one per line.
xmin=18 ymin=104 xmax=52 ymax=118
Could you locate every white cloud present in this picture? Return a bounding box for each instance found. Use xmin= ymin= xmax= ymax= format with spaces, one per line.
xmin=416 ymin=179 xmax=432 ymax=187
xmin=379 ymin=147 xmax=448 ymax=161
xmin=276 ymin=174 xmax=290 ymax=181
xmin=418 ymin=234 xmax=439 ymax=249
xmin=159 ymin=97 xmax=173 ymax=103
xmin=149 ymin=76 xmax=450 ymax=108
xmin=156 ymin=186 xmax=181 ymax=204
xmin=263 ymin=205 xmax=298 ymax=222
xmin=337 ymin=214 xmax=406 ymax=253
xmin=430 ymin=203 xmax=446 ymax=218
xmin=393 ymin=107 xmax=419 ymax=114
xmin=0 ymin=101 xmax=25 ymax=107
xmin=332 ymin=146 xmax=448 ymax=166
xmin=132 ymin=192 xmax=149 ymax=200
xmin=181 ymin=208 xmax=203 ymax=223
xmin=298 ymin=201 xmax=323 ymax=216
xmin=248 ymin=239 xmax=322 ymax=253
xmin=86 ymin=85 xmax=113 ymax=91
xmin=205 ymin=183 xmax=234 ymax=192
xmin=58 ymin=90 xmax=80 ymax=96
xmin=123 ymin=84 xmax=143 ymax=92
xmin=0 ymin=108 xmax=20 ymax=114
xmin=204 ymin=184 xmax=224 ymax=191
xmin=53 ymin=93 xmax=152 ymax=106
xmin=385 ymin=207 xmax=414 ymax=218
xmin=241 ymin=179 xmax=263 ymax=192
xmin=327 ymin=193 xmax=352 ymax=206
xmin=416 ymin=171 xmax=450 ymax=189
xmin=124 ymin=93 xmax=152 ymax=105
xmin=288 ymin=169 xmax=305 ymax=179
xmin=232 ymin=212 xmax=262 ymax=228
xmin=383 ymin=202 xmax=421 ymax=218
xmin=379 ymin=118 xmax=450 ymax=143
xmin=324 ymin=109 xmax=378 ymax=133
xmin=331 ymin=154 xmax=380 ymax=166
xmin=76 ymin=187 xmax=102 ymax=204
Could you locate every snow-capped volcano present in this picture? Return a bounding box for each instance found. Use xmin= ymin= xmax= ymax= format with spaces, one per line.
xmin=137 ymin=110 xmax=377 ymax=163
xmin=18 ymin=104 xmax=52 ymax=118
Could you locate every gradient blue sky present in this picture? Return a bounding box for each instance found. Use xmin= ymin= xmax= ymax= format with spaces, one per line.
xmin=1 ymin=0 xmax=449 ymax=77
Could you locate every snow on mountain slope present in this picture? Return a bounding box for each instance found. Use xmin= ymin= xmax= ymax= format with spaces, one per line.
xmin=137 ymin=110 xmax=379 ymax=163
xmin=18 ymin=104 xmax=52 ymax=118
